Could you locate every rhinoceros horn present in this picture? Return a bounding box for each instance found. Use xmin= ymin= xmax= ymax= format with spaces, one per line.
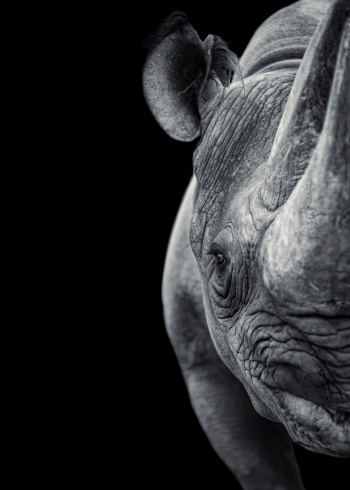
xmin=260 ymin=0 xmax=350 ymax=308
xmin=260 ymin=0 xmax=350 ymax=211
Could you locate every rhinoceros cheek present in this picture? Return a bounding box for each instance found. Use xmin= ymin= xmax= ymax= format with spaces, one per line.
xmin=200 ymin=277 xmax=243 ymax=379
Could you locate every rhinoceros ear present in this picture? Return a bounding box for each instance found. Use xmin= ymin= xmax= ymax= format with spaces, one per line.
xmin=142 ymin=11 xmax=240 ymax=141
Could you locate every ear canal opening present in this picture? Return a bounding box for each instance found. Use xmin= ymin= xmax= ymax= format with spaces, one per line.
xmin=209 ymin=35 xmax=243 ymax=88
xmin=198 ymin=35 xmax=244 ymax=115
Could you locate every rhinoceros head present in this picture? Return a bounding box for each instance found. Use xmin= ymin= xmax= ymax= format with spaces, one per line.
xmin=143 ymin=0 xmax=350 ymax=456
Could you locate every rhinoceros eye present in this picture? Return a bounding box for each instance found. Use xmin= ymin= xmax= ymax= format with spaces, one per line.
xmin=212 ymin=250 xmax=228 ymax=274
xmin=214 ymin=252 xmax=225 ymax=264
xmin=208 ymin=244 xmax=227 ymax=269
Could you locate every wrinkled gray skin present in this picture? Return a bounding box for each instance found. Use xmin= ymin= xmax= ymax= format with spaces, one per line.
xmin=143 ymin=0 xmax=350 ymax=488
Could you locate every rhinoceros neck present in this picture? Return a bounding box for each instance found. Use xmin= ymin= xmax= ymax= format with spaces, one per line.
xmin=239 ymin=0 xmax=331 ymax=78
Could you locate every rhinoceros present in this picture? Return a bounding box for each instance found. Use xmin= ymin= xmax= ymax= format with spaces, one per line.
xmin=142 ymin=0 xmax=349 ymax=488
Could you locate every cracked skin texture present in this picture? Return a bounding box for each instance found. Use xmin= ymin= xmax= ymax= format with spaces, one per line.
xmin=145 ymin=0 xmax=350 ymax=488
xmin=187 ymin=2 xmax=350 ymax=460
xmin=163 ymin=176 xmax=306 ymax=490
xmin=190 ymin=70 xmax=350 ymax=457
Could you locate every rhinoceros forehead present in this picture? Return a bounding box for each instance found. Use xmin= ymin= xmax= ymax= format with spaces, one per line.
xmin=191 ymin=71 xmax=294 ymax=257
xmin=190 ymin=0 xmax=333 ymax=259
xmin=239 ymin=0 xmax=328 ymax=77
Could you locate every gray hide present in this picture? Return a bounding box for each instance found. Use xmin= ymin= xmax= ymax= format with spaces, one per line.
xmin=143 ymin=0 xmax=349 ymax=488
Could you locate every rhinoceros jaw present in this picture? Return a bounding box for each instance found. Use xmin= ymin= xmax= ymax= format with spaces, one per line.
xmin=327 ymin=407 xmax=349 ymax=425
xmin=277 ymin=391 xmax=350 ymax=456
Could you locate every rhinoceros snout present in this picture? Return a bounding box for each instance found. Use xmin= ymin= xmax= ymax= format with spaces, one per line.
xmin=265 ymin=361 xmax=350 ymax=413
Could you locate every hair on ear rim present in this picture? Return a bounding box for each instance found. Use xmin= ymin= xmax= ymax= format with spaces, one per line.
xmin=142 ymin=11 xmax=190 ymax=51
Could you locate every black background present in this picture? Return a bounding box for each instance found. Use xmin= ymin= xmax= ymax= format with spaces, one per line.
xmin=132 ymin=1 xmax=349 ymax=487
